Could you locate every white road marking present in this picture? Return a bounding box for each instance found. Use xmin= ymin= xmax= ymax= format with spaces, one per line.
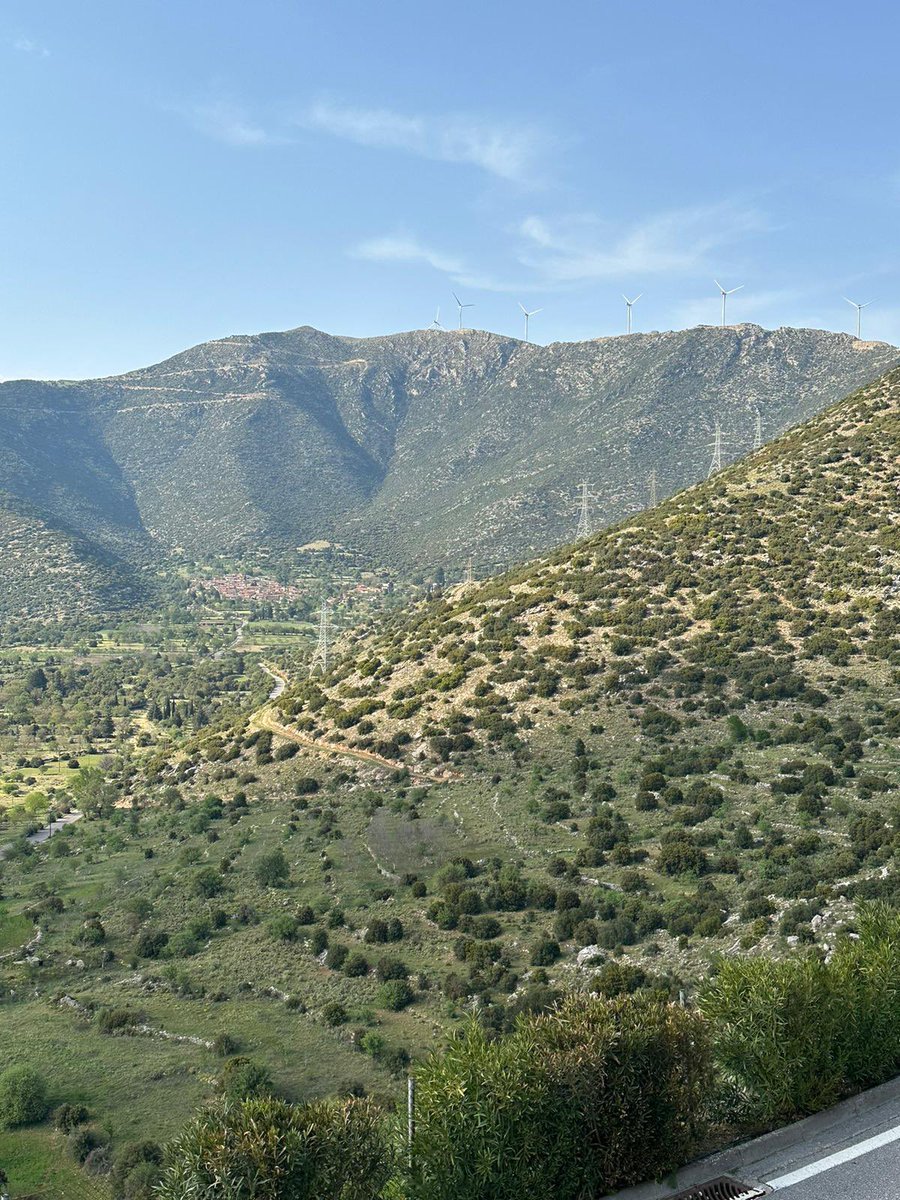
xmin=768 ymin=1121 xmax=900 ymax=1190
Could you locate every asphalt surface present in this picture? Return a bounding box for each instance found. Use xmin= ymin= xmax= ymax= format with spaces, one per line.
xmin=764 ymin=1118 xmax=900 ymax=1197
xmin=602 ymin=1077 xmax=900 ymax=1200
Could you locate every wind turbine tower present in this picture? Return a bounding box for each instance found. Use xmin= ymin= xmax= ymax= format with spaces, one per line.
xmin=431 ymin=308 xmax=443 ymax=330
xmin=452 ymin=292 xmax=474 ymax=330
xmin=708 ymin=421 xmax=724 ymax=477
xmin=576 ymin=480 xmax=592 ymax=539
xmin=623 ymin=293 xmax=643 ymax=334
xmin=844 ymin=297 xmax=872 ymax=339
xmin=519 ymin=302 xmax=542 ymax=343
xmin=753 ymin=409 xmax=763 ymax=451
xmin=714 ymin=280 xmax=744 ymax=327
xmin=309 ymin=598 xmax=332 ymax=676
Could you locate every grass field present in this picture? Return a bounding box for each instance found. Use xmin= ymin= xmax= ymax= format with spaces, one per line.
xmin=0 ymin=1126 xmax=111 ymax=1199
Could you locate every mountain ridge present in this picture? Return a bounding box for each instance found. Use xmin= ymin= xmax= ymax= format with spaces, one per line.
xmin=1 ymin=322 xmax=897 ymax=618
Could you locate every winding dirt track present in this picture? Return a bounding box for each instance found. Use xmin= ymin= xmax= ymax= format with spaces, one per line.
xmin=250 ymin=663 xmax=459 ymax=785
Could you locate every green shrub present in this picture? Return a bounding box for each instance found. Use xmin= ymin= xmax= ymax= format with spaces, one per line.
xmin=376 ymin=979 xmax=414 ymax=1011
xmin=68 ymin=1123 xmax=109 ymax=1163
xmin=97 ymin=1007 xmax=140 ymax=1034
xmin=157 ymin=1097 xmax=392 ymax=1200
xmin=701 ymin=903 xmax=900 ymax=1123
xmin=212 ymin=1032 xmax=240 ymax=1057
xmin=0 ymin=1065 xmax=49 ymax=1128
xmin=54 ymin=1101 xmax=90 ymax=1133
xmin=194 ymin=866 xmax=224 ymax=897
xmin=530 ymin=936 xmax=561 ymax=966
xmin=111 ymin=1140 xmax=164 ymax=1199
xmin=268 ymin=914 xmax=299 ymax=942
xmin=219 ymin=1056 xmax=274 ymax=1101
xmin=410 ymin=995 xmax=710 ymax=1200
xmin=322 ymin=1002 xmax=348 ymax=1026
xmin=255 ymin=848 xmax=289 ymax=887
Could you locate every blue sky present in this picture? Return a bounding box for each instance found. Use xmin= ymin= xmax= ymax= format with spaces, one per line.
xmin=3 ymin=0 xmax=900 ymax=379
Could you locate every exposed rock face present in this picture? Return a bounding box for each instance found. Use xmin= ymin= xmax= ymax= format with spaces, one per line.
xmin=1 ymin=322 xmax=897 ymax=616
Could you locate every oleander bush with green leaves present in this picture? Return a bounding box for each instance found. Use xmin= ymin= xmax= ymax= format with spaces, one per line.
xmin=701 ymin=902 xmax=900 ymax=1123
xmin=156 ymin=1095 xmax=394 ymax=1200
xmin=408 ymin=993 xmax=711 ymax=1200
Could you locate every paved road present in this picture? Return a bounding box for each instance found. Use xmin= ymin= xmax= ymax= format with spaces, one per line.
xmin=27 ymin=810 xmax=83 ymax=845
xmin=604 ymin=1080 xmax=900 ymax=1200
xmin=0 ymin=810 xmax=82 ymax=860
xmin=765 ymin=1118 xmax=900 ymax=1197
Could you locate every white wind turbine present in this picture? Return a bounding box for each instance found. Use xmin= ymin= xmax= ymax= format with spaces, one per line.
xmin=844 ymin=296 xmax=873 ymax=339
xmin=452 ymin=291 xmax=474 ymax=330
xmin=431 ymin=308 xmax=443 ymax=331
xmin=714 ymin=279 xmax=743 ymax=327
xmin=519 ymin=302 xmax=542 ymax=343
xmin=623 ymin=293 xmax=642 ymax=335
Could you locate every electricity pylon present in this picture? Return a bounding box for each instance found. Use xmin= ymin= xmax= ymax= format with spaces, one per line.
xmin=708 ymin=421 xmax=724 ymax=477
xmin=576 ymin=480 xmax=592 ymax=539
xmin=464 ymin=557 xmax=475 ymax=585
xmin=648 ymin=469 xmax=658 ymax=508
xmin=753 ymin=409 xmax=762 ymax=451
xmin=309 ymin=598 xmax=332 ymax=676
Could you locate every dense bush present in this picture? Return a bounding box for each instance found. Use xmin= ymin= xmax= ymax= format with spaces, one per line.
xmin=0 ymin=1065 xmax=49 ymax=1128
xmin=111 ymin=1139 xmax=164 ymax=1199
xmin=376 ymin=979 xmax=414 ymax=1011
xmin=157 ymin=1097 xmax=393 ymax=1200
xmin=702 ymin=903 xmax=900 ymax=1122
xmin=409 ymin=994 xmax=710 ymax=1200
xmin=254 ymin=848 xmax=290 ymax=887
xmin=54 ymin=1101 xmax=90 ymax=1133
xmin=219 ymin=1056 xmax=274 ymax=1101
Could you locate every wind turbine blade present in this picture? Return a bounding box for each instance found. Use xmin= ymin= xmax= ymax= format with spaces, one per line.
xmin=714 ymin=280 xmax=723 ymax=292
xmin=531 ymin=309 xmax=543 ymax=316
xmin=729 ymin=285 xmax=744 ymax=295
xmin=861 ymin=300 xmax=874 ymax=308
xmin=452 ymin=292 xmax=462 ymax=307
xmin=634 ymin=293 xmax=643 ymax=303
xmin=843 ymin=297 xmax=857 ymax=308
xmin=518 ymin=302 xmax=527 ymax=314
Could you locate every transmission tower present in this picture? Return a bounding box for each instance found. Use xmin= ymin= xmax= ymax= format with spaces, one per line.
xmin=648 ymin=469 xmax=658 ymax=508
xmin=464 ymin=557 xmax=475 ymax=585
xmin=708 ymin=421 xmax=724 ymax=478
xmin=576 ymin=480 xmax=592 ymax=539
xmin=309 ymin=598 xmax=332 ymax=676
xmin=753 ymin=409 xmax=763 ymax=451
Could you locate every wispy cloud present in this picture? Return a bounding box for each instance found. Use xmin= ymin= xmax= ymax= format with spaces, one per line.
xmin=354 ymin=201 xmax=769 ymax=297
xmin=298 ymin=99 xmax=549 ymax=183
xmin=514 ymin=202 xmax=769 ymax=283
xmin=352 ymin=234 xmax=521 ymax=292
xmin=13 ymin=37 xmax=50 ymax=58
xmin=182 ymin=101 xmax=285 ymax=147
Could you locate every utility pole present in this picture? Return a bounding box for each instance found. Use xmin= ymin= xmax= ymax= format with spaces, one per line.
xmin=648 ymin=469 xmax=658 ymax=508
xmin=753 ymin=409 xmax=762 ymax=451
xmin=708 ymin=421 xmax=724 ymax=478
xmin=576 ymin=480 xmax=592 ymax=539
xmin=407 ymin=1075 xmax=416 ymax=1169
xmin=309 ymin=598 xmax=331 ymax=676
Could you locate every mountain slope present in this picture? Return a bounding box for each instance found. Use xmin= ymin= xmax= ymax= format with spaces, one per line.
xmin=0 ymin=491 xmax=150 ymax=621
xmin=0 ymin=323 xmax=897 ymax=617
xmin=279 ymin=362 xmax=900 ymax=763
